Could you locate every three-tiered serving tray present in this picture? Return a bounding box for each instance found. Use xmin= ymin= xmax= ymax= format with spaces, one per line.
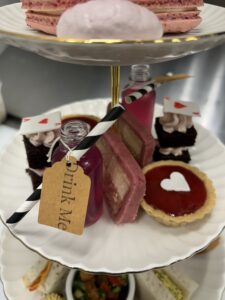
xmin=1 ymin=2 xmax=225 ymax=299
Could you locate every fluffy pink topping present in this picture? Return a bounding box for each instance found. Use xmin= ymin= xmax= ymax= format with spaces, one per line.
xmin=57 ymin=0 xmax=163 ymax=39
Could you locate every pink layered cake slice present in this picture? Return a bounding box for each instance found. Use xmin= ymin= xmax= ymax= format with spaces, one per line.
xmin=132 ymin=0 xmax=204 ymax=33
xmin=22 ymin=0 xmax=203 ymax=35
xmin=21 ymin=0 xmax=87 ymax=13
xmin=96 ymin=129 xmax=146 ymax=224
xmin=25 ymin=12 xmax=59 ymax=35
xmin=117 ymin=111 xmax=156 ymax=168
xmin=22 ymin=0 xmax=87 ymax=34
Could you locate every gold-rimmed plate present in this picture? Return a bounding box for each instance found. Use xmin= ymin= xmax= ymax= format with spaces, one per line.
xmin=0 ymin=3 xmax=225 ymax=65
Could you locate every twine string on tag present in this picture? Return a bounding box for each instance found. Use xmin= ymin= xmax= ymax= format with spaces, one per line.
xmin=47 ymin=137 xmax=78 ymax=164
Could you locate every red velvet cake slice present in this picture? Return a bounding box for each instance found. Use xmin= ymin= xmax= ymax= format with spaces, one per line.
xmin=117 ymin=111 xmax=156 ymax=168
xmin=97 ymin=128 xmax=146 ymax=224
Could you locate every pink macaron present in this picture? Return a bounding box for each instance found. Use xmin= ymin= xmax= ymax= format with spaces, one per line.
xmin=132 ymin=0 xmax=203 ymax=33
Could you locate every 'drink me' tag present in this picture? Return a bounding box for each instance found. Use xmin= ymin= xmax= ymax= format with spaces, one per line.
xmin=38 ymin=157 xmax=91 ymax=235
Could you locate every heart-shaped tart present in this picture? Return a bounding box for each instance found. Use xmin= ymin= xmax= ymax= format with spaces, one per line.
xmin=141 ymin=161 xmax=216 ymax=226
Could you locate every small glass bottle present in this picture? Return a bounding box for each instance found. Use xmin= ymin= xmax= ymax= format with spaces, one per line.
xmin=52 ymin=120 xmax=103 ymax=226
xmin=122 ymin=64 xmax=156 ymax=129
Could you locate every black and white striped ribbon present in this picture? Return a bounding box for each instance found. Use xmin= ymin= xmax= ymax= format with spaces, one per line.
xmin=6 ymin=104 xmax=125 ymax=227
xmin=125 ymin=82 xmax=161 ymax=104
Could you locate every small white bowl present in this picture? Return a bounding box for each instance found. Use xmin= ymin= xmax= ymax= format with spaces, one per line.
xmin=66 ymin=269 xmax=135 ymax=300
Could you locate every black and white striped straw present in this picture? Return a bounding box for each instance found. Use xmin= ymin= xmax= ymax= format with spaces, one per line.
xmin=6 ymin=104 xmax=125 ymax=227
xmin=125 ymin=81 xmax=161 ymax=104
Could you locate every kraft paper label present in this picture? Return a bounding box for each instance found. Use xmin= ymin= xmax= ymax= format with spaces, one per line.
xmin=38 ymin=157 xmax=91 ymax=235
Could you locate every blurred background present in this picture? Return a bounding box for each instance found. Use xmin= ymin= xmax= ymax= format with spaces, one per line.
xmin=0 ymin=0 xmax=224 ymax=141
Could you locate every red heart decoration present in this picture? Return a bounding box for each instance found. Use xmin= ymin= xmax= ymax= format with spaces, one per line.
xmin=23 ymin=118 xmax=30 ymax=122
xmin=39 ymin=118 xmax=48 ymax=124
xmin=174 ymin=102 xmax=187 ymax=109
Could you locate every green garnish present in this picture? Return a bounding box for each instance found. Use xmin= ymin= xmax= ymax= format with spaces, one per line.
xmin=74 ymin=289 xmax=84 ymax=299
xmin=112 ymin=286 xmax=121 ymax=294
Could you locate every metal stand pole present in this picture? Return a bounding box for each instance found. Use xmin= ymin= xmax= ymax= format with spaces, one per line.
xmin=111 ymin=65 xmax=121 ymax=108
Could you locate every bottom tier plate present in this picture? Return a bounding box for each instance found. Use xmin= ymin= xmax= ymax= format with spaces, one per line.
xmin=1 ymin=99 xmax=225 ymax=273
xmin=1 ymin=229 xmax=225 ymax=300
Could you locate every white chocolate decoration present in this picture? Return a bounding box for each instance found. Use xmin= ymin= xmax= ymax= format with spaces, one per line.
xmin=160 ymin=172 xmax=191 ymax=192
xmin=159 ymin=113 xmax=193 ymax=133
xmin=20 ymin=111 xmax=61 ymax=135
xmin=56 ymin=0 xmax=163 ymax=39
xmin=163 ymin=97 xmax=201 ymax=117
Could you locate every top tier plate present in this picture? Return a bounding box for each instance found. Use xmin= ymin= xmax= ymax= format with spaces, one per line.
xmin=0 ymin=3 xmax=225 ymax=65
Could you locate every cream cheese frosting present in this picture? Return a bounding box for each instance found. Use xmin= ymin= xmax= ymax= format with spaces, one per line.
xmin=159 ymin=147 xmax=188 ymax=156
xmin=159 ymin=112 xmax=193 ymax=133
xmin=26 ymin=130 xmax=59 ymax=148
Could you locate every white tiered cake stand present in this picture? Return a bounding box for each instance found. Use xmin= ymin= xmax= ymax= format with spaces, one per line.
xmin=0 ymin=3 xmax=225 ymax=298
xmin=0 ymin=3 xmax=225 ymax=65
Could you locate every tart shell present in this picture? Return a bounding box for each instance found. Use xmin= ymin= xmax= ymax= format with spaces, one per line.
xmin=141 ymin=161 xmax=216 ymax=226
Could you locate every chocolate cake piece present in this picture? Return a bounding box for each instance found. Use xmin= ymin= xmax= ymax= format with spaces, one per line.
xmin=23 ymin=136 xmax=51 ymax=169
xmin=20 ymin=112 xmax=61 ymax=190
xmin=153 ymin=146 xmax=191 ymax=163
xmin=155 ymin=117 xmax=197 ymax=148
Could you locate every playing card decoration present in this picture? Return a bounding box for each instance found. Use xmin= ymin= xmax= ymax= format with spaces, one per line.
xmin=163 ymin=97 xmax=201 ymax=117
xmin=20 ymin=112 xmax=62 ymax=135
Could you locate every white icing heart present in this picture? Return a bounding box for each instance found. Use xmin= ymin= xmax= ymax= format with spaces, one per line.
xmin=160 ymin=172 xmax=191 ymax=192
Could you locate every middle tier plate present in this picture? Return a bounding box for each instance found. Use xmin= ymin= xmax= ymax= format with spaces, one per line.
xmin=1 ymin=99 xmax=225 ymax=273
